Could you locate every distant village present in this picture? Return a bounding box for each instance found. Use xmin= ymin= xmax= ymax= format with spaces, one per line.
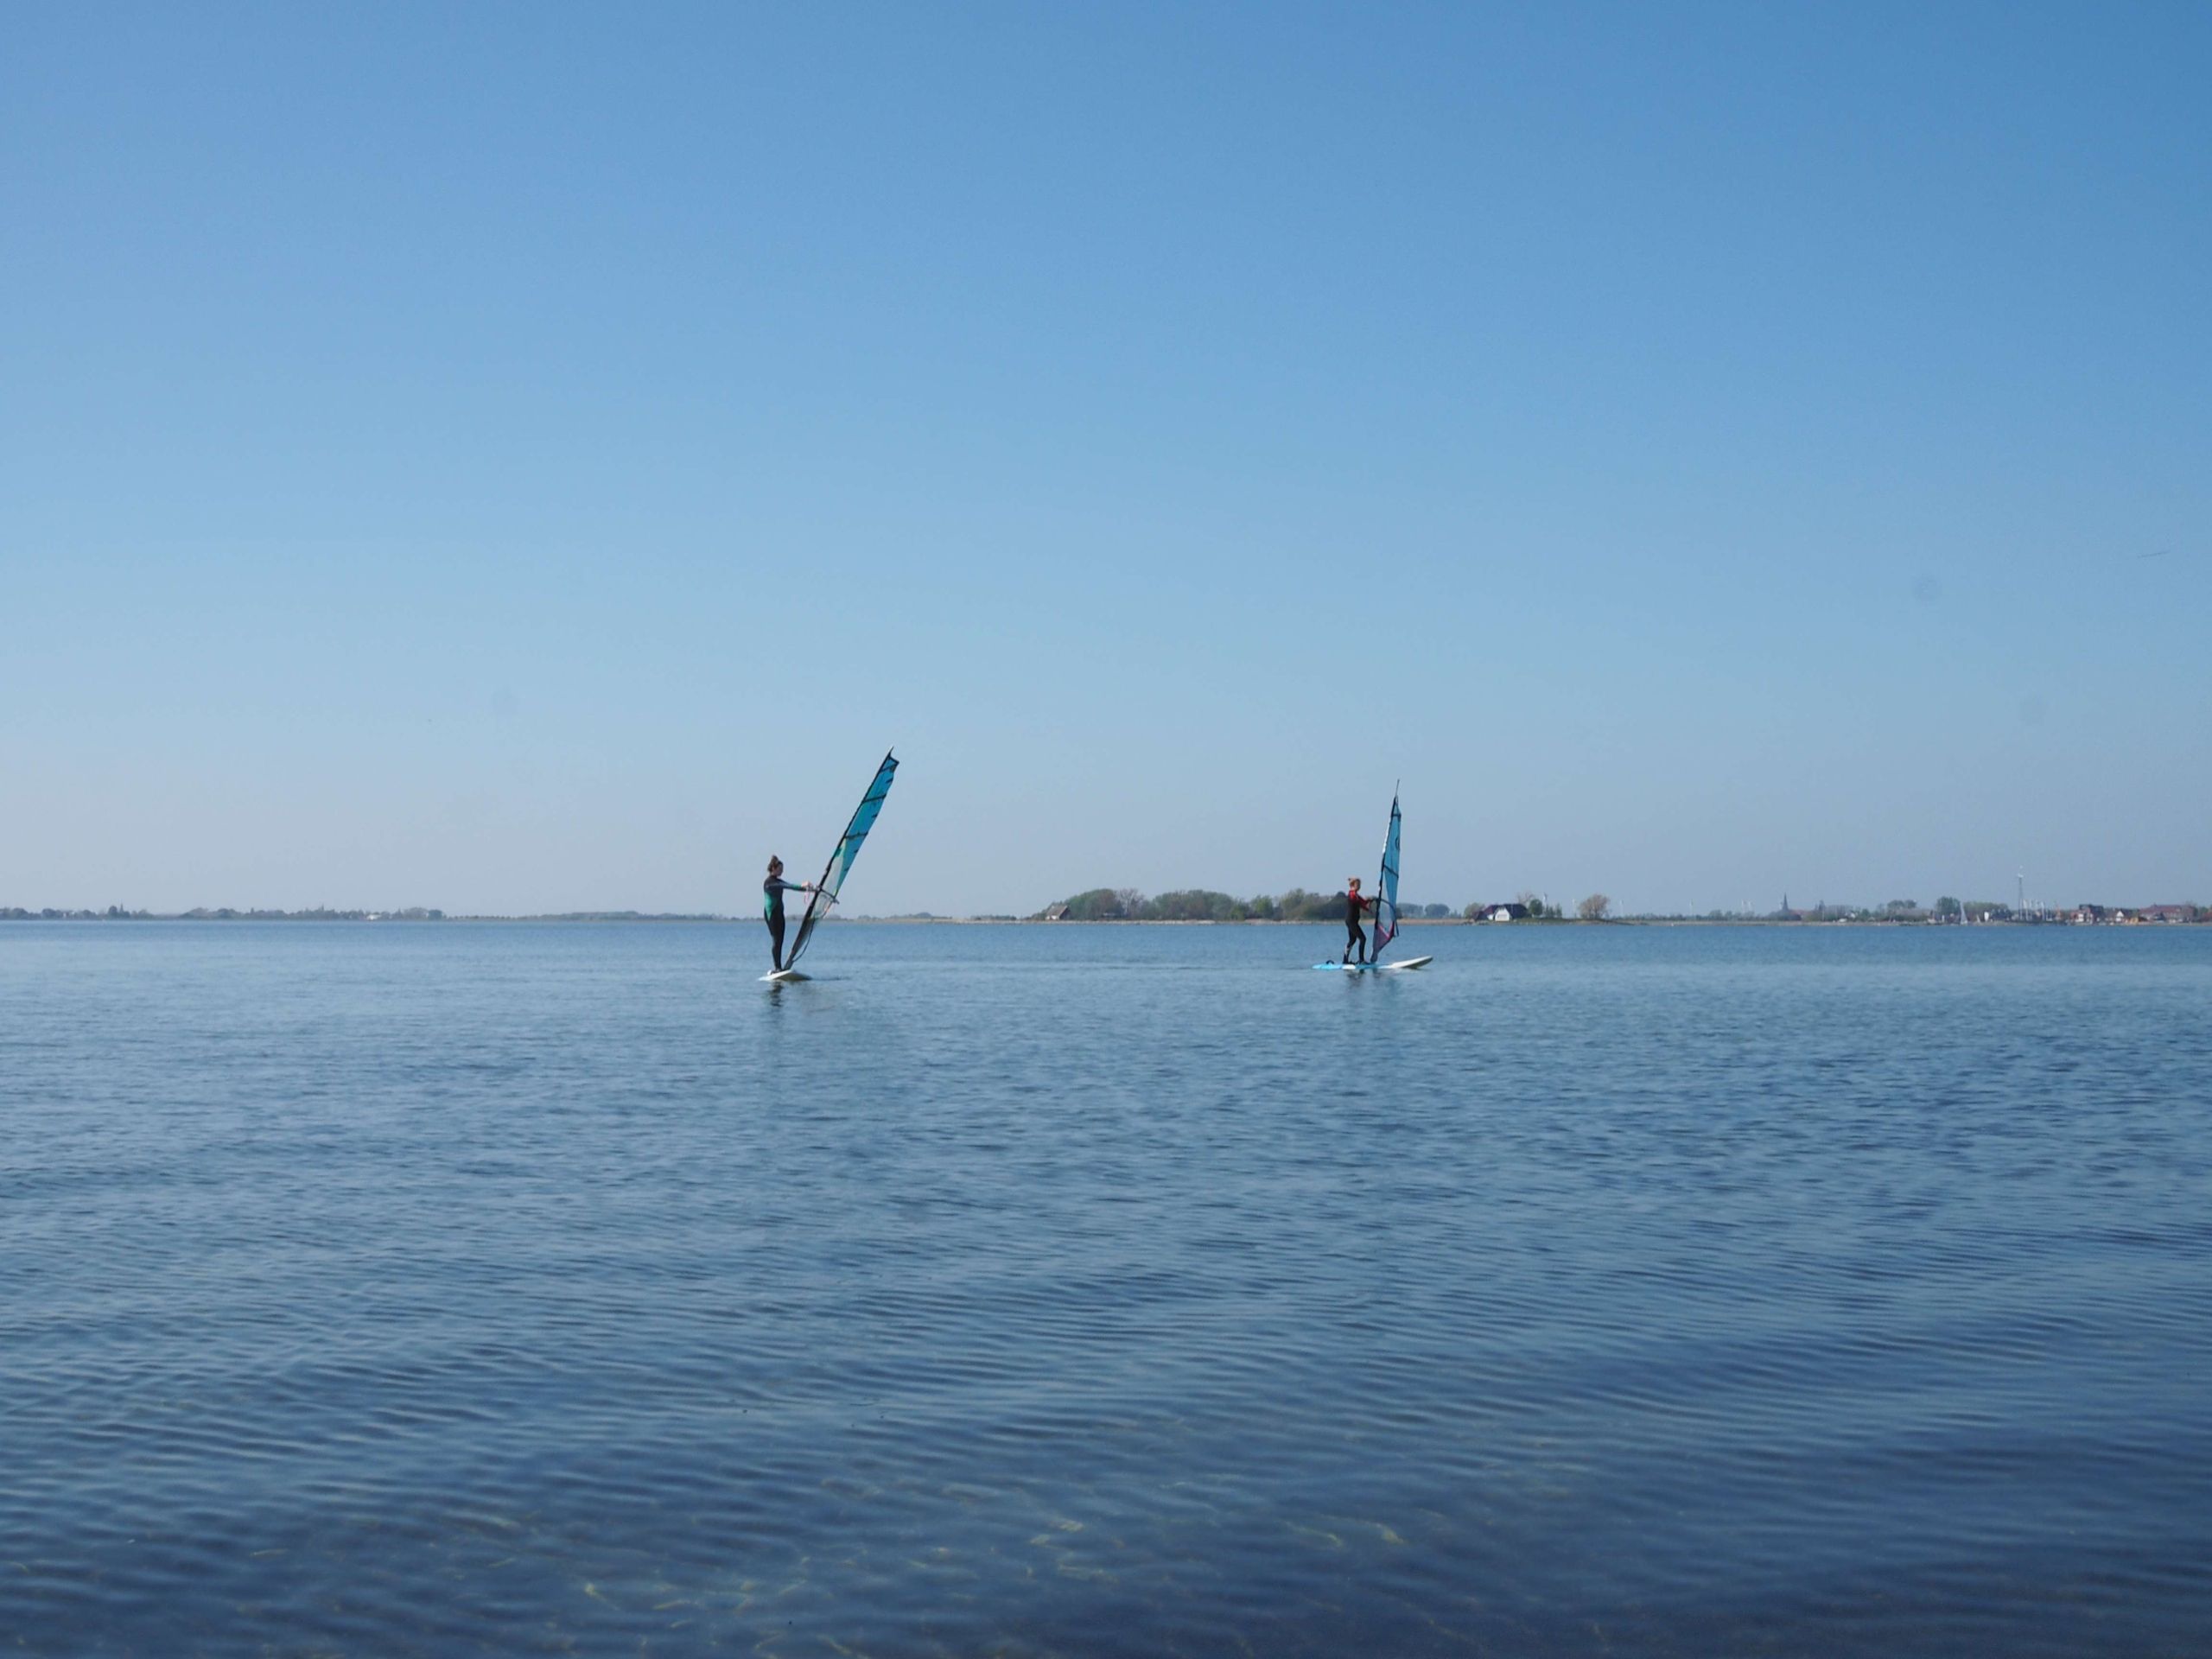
xmin=1747 ymin=897 xmax=2205 ymax=925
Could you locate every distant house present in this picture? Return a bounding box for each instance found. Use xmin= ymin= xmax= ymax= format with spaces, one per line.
xmin=1484 ymin=903 xmax=1531 ymax=922
xmin=2073 ymin=905 xmax=2108 ymax=925
xmin=2141 ymin=904 xmax=2198 ymax=924
xmin=1040 ymin=903 xmax=1071 ymax=922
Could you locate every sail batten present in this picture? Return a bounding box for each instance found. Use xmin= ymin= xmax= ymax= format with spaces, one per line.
xmin=785 ymin=751 xmax=898 ymax=970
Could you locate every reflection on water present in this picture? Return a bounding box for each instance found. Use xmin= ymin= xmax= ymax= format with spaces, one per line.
xmin=4 ymin=921 xmax=2210 ymax=1655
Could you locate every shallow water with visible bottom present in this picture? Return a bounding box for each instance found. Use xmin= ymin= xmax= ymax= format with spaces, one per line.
xmin=4 ymin=920 xmax=2209 ymax=1656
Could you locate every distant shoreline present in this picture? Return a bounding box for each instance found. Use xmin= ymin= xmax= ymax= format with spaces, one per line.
xmin=8 ymin=912 xmax=2196 ymax=928
xmin=0 ymin=910 xmax=1593 ymax=925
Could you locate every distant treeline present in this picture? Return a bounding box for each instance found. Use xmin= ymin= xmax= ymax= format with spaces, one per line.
xmin=452 ymin=911 xmax=723 ymax=923
xmin=0 ymin=907 xmax=743 ymax=923
xmin=1038 ymin=888 xmax=1482 ymax=923
xmin=2 ymin=906 xmax=448 ymax=921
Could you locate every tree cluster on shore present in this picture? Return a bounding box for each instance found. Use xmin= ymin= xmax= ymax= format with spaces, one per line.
xmin=1039 ymin=887 xmax=1339 ymax=922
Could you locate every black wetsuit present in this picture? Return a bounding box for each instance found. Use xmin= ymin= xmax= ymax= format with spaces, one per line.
xmin=1344 ymin=891 xmax=1369 ymax=963
xmin=764 ymin=875 xmax=802 ymax=969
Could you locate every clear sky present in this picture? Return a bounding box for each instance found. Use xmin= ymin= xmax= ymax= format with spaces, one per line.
xmin=5 ymin=2 xmax=2207 ymax=916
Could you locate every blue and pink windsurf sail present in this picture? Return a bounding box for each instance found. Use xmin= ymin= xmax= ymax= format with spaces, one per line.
xmin=785 ymin=751 xmax=898 ymax=970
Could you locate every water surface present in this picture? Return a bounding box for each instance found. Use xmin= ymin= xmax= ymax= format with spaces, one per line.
xmin=5 ymin=921 xmax=2209 ymax=1655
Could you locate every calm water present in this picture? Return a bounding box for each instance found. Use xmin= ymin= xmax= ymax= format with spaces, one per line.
xmin=4 ymin=921 xmax=2209 ymax=1656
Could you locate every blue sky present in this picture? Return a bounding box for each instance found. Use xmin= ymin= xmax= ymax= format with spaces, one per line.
xmin=4 ymin=2 xmax=2207 ymax=914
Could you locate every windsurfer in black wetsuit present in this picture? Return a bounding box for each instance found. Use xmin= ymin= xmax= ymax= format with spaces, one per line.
xmin=1343 ymin=875 xmax=1375 ymax=964
xmin=762 ymin=855 xmax=818 ymax=972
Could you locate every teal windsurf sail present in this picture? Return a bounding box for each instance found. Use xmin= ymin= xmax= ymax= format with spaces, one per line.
xmin=785 ymin=750 xmax=898 ymax=970
xmin=1372 ymin=789 xmax=1402 ymax=959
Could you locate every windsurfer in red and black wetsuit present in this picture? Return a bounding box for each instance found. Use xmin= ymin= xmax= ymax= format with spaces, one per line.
xmin=1343 ymin=875 xmax=1375 ymax=964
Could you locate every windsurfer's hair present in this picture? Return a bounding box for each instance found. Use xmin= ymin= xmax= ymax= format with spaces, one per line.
xmin=768 ymin=855 xmax=782 ymax=871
